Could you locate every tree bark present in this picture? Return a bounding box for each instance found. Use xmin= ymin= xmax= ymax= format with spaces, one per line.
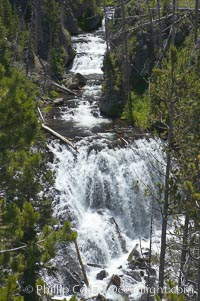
xmin=103 ymin=0 xmax=109 ymax=52
xmin=74 ymin=239 xmax=89 ymax=287
xmin=42 ymin=123 xmax=78 ymax=153
xmin=120 ymin=0 xmax=132 ymax=123
xmin=195 ymin=0 xmax=199 ymax=44
xmin=158 ymin=2 xmax=176 ymax=297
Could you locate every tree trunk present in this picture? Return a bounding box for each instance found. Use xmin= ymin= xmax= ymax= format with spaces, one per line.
xmin=195 ymin=0 xmax=199 ymax=43
xmin=74 ymin=239 xmax=90 ymax=287
xmin=157 ymin=0 xmax=162 ymax=50
xmin=120 ymin=0 xmax=132 ymax=123
xmin=158 ymin=2 xmax=176 ymax=297
xmin=147 ymin=205 xmax=153 ymax=301
xmin=103 ymin=0 xmax=109 ymax=52
xmin=178 ymin=214 xmax=189 ymax=287
xmin=198 ymin=229 xmax=200 ymax=301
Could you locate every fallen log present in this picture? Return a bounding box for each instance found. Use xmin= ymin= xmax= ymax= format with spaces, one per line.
xmin=87 ymin=263 xmax=108 ymax=269
xmin=42 ymin=123 xmax=79 ymax=154
xmin=38 ymin=107 xmax=79 ymax=153
xmin=116 ymin=133 xmax=129 ymax=145
xmin=38 ymin=107 xmax=45 ymax=123
xmin=74 ymin=239 xmax=90 ymax=287
xmin=51 ymin=81 xmax=77 ymax=96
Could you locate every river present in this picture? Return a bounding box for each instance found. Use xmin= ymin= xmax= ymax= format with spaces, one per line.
xmin=47 ymin=18 xmax=164 ymax=301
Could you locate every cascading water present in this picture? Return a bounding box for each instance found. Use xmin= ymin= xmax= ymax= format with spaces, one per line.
xmin=48 ymin=18 xmax=165 ymax=301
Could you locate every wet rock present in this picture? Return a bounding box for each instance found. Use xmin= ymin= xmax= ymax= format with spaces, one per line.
xmin=91 ymin=109 xmax=99 ymax=118
xmin=76 ymin=72 xmax=87 ymax=85
xmin=62 ymin=73 xmax=87 ymax=90
xmin=139 ymin=293 xmax=154 ymax=301
xmin=96 ymin=270 xmax=108 ymax=280
xmin=44 ymin=243 xmax=84 ymax=295
xmin=128 ymin=258 xmax=147 ymax=270
xmin=127 ymin=243 xmax=141 ymax=262
xmin=144 ymin=275 xmax=157 ymax=287
xmin=149 ymin=267 xmax=156 ymax=276
xmin=53 ymin=98 xmax=64 ymax=106
xmin=96 ymin=294 xmax=107 ymax=301
xmin=111 ymin=274 xmax=121 ymax=288
xmin=125 ymin=270 xmax=142 ymax=282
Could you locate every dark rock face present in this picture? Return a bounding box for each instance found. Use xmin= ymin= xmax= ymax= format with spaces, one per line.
xmin=51 ymin=243 xmax=84 ymax=294
xmin=31 ymin=0 xmax=75 ymax=73
xmin=100 ymin=94 xmax=125 ymax=118
xmin=62 ymin=5 xmax=79 ymax=35
xmin=96 ymin=270 xmax=108 ymax=280
xmin=85 ymin=14 xmax=103 ymax=31
xmin=133 ymin=31 xmax=154 ymax=76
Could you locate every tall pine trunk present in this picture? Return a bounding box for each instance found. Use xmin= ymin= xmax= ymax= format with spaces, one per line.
xmin=158 ymin=1 xmax=176 ymax=297
xmin=195 ymin=0 xmax=199 ymax=43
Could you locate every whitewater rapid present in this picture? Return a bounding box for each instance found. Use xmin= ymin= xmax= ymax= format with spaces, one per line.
xmin=48 ymin=19 xmax=164 ymax=301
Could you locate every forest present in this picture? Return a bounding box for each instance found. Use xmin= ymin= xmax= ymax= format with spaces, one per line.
xmin=0 ymin=0 xmax=200 ymax=301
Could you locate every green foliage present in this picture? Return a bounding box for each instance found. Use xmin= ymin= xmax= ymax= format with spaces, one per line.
xmin=77 ymin=0 xmax=103 ymax=30
xmin=0 ymin=63 xmax=76 ymax=300
xmin=50 ymin=90 xmax=60 ymax=99
xmin=69 ymin=296 xmax=77 ymax=301
xmin=122 ymin=91 xmax=150 ymax=128
xmin=0 ymin=275 xmax=23 ymax=301
xmin=102 ymin=52 xmax=126 ymax=116
xmin=0 ymin=18 xmax=11 ymax=72
xmin=50 ymin=46 xmax=65 ymax=79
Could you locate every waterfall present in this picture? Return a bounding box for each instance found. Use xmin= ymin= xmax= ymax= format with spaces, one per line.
xmin=48 ymin=19 xmax=165 ymax=301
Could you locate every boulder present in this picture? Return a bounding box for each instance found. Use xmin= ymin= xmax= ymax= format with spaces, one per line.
xmin=62 ymin=73 xmax=87 ymax=90
xmin=128 ymin=258 xmax=147 ymax=270
xmin=96 ymin=270 xmax=108 ymax=280
xmin=96 ymin=294 xmax=107 ymax=301
xmin=111 ymin=274 xmax=121 ymax=288
xmin=53 ymin=98 xmax=64 ymax=106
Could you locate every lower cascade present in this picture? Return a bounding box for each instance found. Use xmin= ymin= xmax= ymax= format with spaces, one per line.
xmin=47 ymin=19 xmax=165 ymax=301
